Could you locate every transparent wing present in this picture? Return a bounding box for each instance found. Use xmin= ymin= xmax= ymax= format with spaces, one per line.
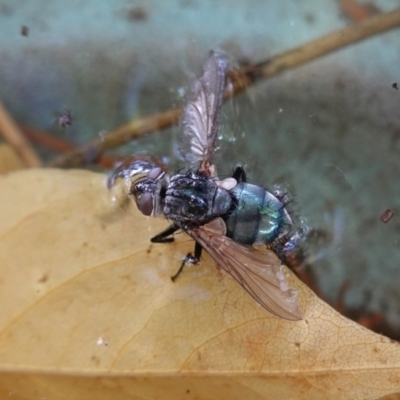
xmin=180 ymin=52 xmax=228 ymax=175
xmin=191 ymin=218 xmax=303 ymax=320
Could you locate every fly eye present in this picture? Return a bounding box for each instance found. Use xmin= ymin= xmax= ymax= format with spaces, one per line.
xmin=138 ymin=193 xmax=153 ymax=216
xmin=148 ymin=167 xmax=163 ymax=181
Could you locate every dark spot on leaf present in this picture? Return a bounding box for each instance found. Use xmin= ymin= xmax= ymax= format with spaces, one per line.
xmin=91 ymin=355 xmax=100 ymax=366
xmin=38 ymin=274 xmax=48 ymax=283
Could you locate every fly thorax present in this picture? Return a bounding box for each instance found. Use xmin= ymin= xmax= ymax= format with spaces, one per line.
xmin=164 ymin=172 xmax=232 ymax=223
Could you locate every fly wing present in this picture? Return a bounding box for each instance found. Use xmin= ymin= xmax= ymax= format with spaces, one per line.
xmin=191 ymin=218 xmax=303 ymax=320
xmin=180 ymin=52 xmax=228 ymax=176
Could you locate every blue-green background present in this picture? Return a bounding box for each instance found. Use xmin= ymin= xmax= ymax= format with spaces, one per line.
xmin=0 ymin=0 xmax=399 ymax=328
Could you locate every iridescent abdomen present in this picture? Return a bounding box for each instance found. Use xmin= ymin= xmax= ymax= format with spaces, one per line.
xmin=224 ymin=183 xmax=292 ymax=245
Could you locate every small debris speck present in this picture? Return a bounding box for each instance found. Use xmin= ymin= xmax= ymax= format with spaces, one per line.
xmin=96 ymin=336 xmax=109 ymax=346
xmin=304 ymin=13 xmax=315 ymax=24
xmin=392 ymin=83 xmax=398 ymax=90
xmin=21 ymin=25 xmax=29 ymax=36
xmin=127 ymin=5 xmax=148 ymax=21
xmin=380 ymin=209 xmax=394 ymax=223
xmin=57 ymin=108 xmax=73 ymax=128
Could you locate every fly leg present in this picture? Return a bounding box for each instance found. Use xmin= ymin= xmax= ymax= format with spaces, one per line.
xmin=232 ymin=165 xmax=247 ymax=183
xmin=151 ymin=226 xmax=202 ymax=282
xmin=171 ymin=241 xmax=202 ymax=282
xmin=151 ymin=224 xmax=179 ymax=243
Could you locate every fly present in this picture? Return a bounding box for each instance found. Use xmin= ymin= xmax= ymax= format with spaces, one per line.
xmin=108 ymin=52 xmax=303 ymax=320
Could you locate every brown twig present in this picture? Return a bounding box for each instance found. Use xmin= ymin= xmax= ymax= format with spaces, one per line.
xmin=21 ymin=125 xmax=121 ymax=168
xmin=339 ymin=0 xmax=380 ymax=22
xmin=48 ymin=8 xmax=400 ymax=168
xmin=22 ymin=125 xmax=75 ymax=153
xmin=0 ymin=102 xmax=42 ymax=168
xmin=48 ymin=108 xmax=181 ymax=168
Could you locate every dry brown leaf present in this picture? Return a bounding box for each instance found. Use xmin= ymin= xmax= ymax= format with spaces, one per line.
xmin=0 ymin=143 xmax=24 ymax=174
xmin=0 ymin=169 xmax=400 ymax=400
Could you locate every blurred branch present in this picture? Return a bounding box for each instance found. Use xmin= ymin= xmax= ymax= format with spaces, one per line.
xmin=0 ymin=102 xmax=42 ymax=168
xmin=48 ymin=108 xmax=181 ymax=168
xmin=22 ymin=125 xmax=75 ymax=153
xmin=48 ymin=8 xmax=400 ymax=168
xmin=22 ymin=125 xmax=120 ymax=168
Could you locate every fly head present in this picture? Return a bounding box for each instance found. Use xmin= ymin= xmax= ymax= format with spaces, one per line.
xmin=107 ymin=159 xmax=169 ymax=217
xmin=132 ymin=166 xmax=169 ymax=216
